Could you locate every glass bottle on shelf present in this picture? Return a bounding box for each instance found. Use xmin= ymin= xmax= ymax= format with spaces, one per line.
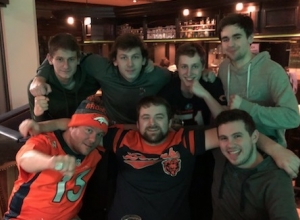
xmin=179 ymin=16 xmax=216 ymax=39
xmin=206 ymin=17 xmax=210 ymax=25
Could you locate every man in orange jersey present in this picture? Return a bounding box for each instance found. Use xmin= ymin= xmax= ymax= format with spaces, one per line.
xmin=4 ymin=95 xmax=109 ymax=220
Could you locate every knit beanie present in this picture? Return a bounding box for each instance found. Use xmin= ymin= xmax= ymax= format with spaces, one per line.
xmin=68 ymin=95 xmax=109 ymax=134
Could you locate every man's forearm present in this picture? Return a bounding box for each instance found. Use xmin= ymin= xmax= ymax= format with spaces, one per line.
xmin=35 ymin=76 xmax=46 ymax=82
xmin=201 ymin=92 xmax=227 ymax=118
xmin=39 ymin=118 xmax=70 ymax=132
xmin=256 ymin=133 xmax=282 ymax=155
xmin=18 ymin=150 xmax=53 ymax=173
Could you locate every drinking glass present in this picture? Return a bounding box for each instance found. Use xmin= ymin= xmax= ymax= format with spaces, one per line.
xmin=121 ymin=215 xmax=142 ymax=220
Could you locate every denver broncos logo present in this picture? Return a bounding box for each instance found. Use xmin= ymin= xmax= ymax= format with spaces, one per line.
xmin=93 ymin=117 xmax=108 ymax=125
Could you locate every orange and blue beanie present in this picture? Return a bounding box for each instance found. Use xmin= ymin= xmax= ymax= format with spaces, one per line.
xmin=68 ymin=95 xmax=109 ymax=134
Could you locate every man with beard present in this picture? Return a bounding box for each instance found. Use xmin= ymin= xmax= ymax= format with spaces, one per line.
xmin=19 ymin=96 xmax=300 ymax=220
xmin=212 ymin=109 xmax=298 ymax=220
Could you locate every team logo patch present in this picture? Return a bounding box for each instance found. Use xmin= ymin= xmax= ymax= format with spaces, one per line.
xmin=161 ymin=148 xmax=181 ymax=176
xmin=122 ymin=148 xmax=181 ymax=176
xmin=139 ymin=87 xmax=146 ymax=96
xmin=185 ymin=103 xmax=193 ymax=110
xmin=51 ymin=141 xmax=57 ymax=148
xmin=219 ymin=94 xmax=226 ymax=102
xmin=123 ymin=152 xmax=160 ymax=169
xmin=76 ymin=159 xmax=82 ymax=166
xmin=93 ymin=116 xmax=108 ymax=125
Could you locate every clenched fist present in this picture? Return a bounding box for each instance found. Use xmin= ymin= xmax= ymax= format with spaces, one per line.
xmin=34 ymin=96 xmax=49 ymax=116
xmin=229 ymin=94 xmax=243 ymax=109
xmin=49 ymin=155 xmax=76 ymax=177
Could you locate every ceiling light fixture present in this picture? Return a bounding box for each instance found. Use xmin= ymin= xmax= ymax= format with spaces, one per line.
xmin=248 ymin=6 xmax=256 ymax=13
xmin=67 ymin=16 xmax=74 ymax=25
xmin=183 ymin=9 xmax=190 ymax=16
xmin=236 ymin=3 xmax=243 ymax=11
xmin=196 ymin=11 xmax=202 ymax=17
xmin=133 ymin=0 xmax=137 ymax=2
xmin=84 ymin=17 xmax=91 ymax=25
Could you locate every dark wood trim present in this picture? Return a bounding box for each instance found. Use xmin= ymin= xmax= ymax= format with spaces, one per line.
xmin=0 ymin=10 xmax=10 ymax=111
xmin=36 ymin=0 xmax=115 ymax=19
xmin=0 ymin=0 xmax=8 ymax=7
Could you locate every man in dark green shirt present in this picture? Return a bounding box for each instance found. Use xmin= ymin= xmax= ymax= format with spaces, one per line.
xmin=212 ymin=109 xmax=298 ymax=220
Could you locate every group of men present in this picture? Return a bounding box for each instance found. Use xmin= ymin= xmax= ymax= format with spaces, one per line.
xmin=3 ymin=13 xmax=300 ymax=220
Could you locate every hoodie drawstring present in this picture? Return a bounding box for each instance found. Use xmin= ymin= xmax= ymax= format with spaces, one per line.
xmin=227 ymin=63 xmax=252 ymax=103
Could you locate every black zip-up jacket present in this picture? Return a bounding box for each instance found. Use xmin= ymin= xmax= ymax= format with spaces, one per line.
xmin=28 ymin=65 xmax=100 ymax=122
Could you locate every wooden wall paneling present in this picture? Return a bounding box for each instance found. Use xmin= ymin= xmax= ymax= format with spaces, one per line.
xmin=260 ymin=1 xmax=300 ymax=34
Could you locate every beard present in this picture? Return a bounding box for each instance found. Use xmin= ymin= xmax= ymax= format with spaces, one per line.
xmin=141 ymin=126 xmax=168 ymax=144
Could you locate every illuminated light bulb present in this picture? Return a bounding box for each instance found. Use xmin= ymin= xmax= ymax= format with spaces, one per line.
xmin=236 ymin=3 xmax=243 ymax=11
xmin=84 ymin=17 xmax=91 ymax=25
xmin=196 ymin=12 xmax=202 ymax=17
xmin=67 ymin=16 xmax=74 ymax=25
xmin=248 ymin=6 xmax=256 ymax=13
xmin=183 ymin=9 xmax=189 ymax=16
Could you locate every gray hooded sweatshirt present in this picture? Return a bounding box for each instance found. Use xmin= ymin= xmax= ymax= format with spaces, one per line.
xmin=218 ymin=51 xmax=300 ymax=146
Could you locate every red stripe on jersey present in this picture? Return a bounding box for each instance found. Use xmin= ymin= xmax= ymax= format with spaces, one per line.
xmin=188 ymin=130 xmax=195 ymax=155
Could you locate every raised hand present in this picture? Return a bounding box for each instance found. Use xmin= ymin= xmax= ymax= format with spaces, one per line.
xmin=202 ymin=69 xmax=216 ymax=83
xmin=30 ymin=77 xmax=52 ymax=96
xmin=19 ymin=119 xmax=41 ymax=137
xmin=190 ymin=80 xmax=207 ymax=98
xmin=34 ymin=95 xmax=49 ymax=116
xmin=50 ymin=155 xmax=76 ymax=178
xmin=229 ymin=94 xmax=243 ymax=109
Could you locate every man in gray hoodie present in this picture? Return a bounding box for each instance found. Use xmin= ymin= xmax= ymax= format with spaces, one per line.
xmin=181 ymin=14 xmax=299 ymax=147
xmin=217 ymin=13 xmax=299 ymax=147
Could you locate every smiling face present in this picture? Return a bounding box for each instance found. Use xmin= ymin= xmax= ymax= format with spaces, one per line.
xmin=217 ymin=120 xmax=259 ymax=168
xmin=177 ymin=54 xmax=204 ymax=88
xmin=47 ymin=49 xmax=79 ymax=84
xmin=137 ymin=104 xmax=171 ymax=145
xmin=220 ymin=24 xmax=253 ymax=65
xmin=113 ymin=47 xmax=146 ymax=82
xmin=69 ymin=126 xmax=105 ymax=155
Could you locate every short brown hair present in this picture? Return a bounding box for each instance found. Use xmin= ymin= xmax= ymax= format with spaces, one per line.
xmin=217 ymin=13 xmax=254 ymax=40
xmin=216 ymin=109 xmax=256 ymax=135
xmin=109 ymin=33 xmax=148 ymax=63
xmin=136 ymin=96 xmax=173 ymax=121
xmin=48 ymin=33 xmax=80 ymax=58
xmin=175 ymin=42 xmax=206 ymax=67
